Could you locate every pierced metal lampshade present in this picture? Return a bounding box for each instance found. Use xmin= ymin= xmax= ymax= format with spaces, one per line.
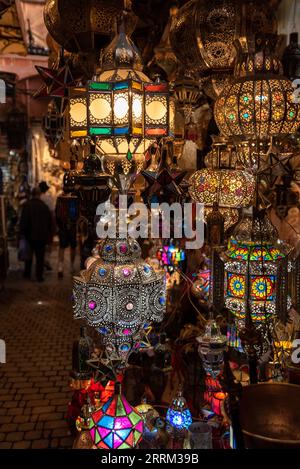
xmin=73 ymin=236 xmax=166 ymax=368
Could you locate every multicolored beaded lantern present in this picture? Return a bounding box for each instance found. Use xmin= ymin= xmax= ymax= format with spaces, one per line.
xmin=221 ymin=210 xmax=292 ymax=323
xmin=89 ymin=383 xmax=144 ymax=449
xmin=166 ymin=390 xmax=192 ymax=431
xmin=214 ymin=35 xmax=300 ymax=141
xmin=73 ymin=236 xmax=166 ymax=368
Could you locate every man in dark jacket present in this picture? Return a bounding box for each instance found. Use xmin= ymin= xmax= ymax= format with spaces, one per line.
xmin=19 ymin=187 xmax=53 ymax=282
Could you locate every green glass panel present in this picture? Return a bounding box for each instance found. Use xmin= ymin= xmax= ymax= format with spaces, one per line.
xmin=89 ymin=127 xmax=112 ymax=136
xmin=126 ymin=150 xmax=133 ymax=161
xmin=89 ymin=82 xmax=111 ymax=91
xmin=116 ymin=396 xmax=126 ymax=416
xmin=133 ymin=430 xmax=142 ymax=445
xmin=119 ymin=442 xmax=131 ymax=449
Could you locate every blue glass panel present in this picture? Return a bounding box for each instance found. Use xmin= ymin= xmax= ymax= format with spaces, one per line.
xmin=116 ymin=429 xmax=131 ymax=440
xmin=102 ymin=398 xmax=112 ymax=412
xmin=114 ymin=127 xmax=129 ymax=136
xmin=104 ymin=432 xmax=114 ymax=448
xmin=99 ymin=415 xmax=115 ymax=429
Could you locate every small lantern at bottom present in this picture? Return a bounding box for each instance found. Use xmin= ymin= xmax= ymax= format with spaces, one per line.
xmin=197 ymin=320 xmax=227 ymax=379
xmin=89 ymin=383 xmax=144 ymax=449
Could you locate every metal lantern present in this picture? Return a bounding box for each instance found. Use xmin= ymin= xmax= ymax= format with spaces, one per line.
xmin=189 ymin=168 xmax=255 ymax=230
xmin=221 ymin=210 xmax=292 ymax=324
xmin=73 ymin=236 xmax=166 ymax=368
xmin=166 ymin=389 xmax=192 ymax=431
xmin=282 ymin=32 xmax=300 ymax=81
xmin=215 ymin=35 xmax=300 ymax=141
xmin=89 ymin=382 xmax=144 ymax=449
xmin=169 ymin=0 xmax=276 ymax=96
xmin=44 ymin=0 xmax=137 ymax=53
xmin=197 ymin=319 xmax=227 ymax=379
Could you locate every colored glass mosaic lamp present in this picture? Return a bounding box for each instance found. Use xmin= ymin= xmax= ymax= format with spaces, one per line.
xmin=69 ymin=15 xmax=174 ymax=181
xmin=221 ymin=209 xmax=292 ymax=324
xmin=89 ymin=382 xmax=144 ymax=449
xmin=166 ymin=389 xmax=192 ymax=431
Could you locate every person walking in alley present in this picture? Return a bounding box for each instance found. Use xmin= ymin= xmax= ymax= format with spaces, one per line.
xmin=19 ymin=187 xmax=53 ymax=282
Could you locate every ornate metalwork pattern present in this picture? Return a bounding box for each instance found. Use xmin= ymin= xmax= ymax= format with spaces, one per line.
xmin=73 ymin=236 xmax=166 ymax=368
xmin=44 ymin=0 xmax=137 ymax=53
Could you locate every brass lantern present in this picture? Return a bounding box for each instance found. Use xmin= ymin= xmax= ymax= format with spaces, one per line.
xmin=214 ymin=35 xmax=300 ymax=141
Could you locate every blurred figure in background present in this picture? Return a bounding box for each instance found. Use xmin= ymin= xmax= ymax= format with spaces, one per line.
xmin=39 ymin=181 xmax=56 ymax=271
xmin=19 ymin=187 xmax=53 ymax=282
xmin=55 ymin=195 xmax=77 ymax=278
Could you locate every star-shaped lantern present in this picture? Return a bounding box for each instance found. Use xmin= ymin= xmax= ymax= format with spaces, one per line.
xmin=141 ymin=146 xmax=187 ymax=206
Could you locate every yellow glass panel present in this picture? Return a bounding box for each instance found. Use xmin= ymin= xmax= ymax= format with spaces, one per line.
xmin=132 ymin=81 xmax=142 ymax=91
xmin=70 ymin=101 xmax=87 ymax=124
xmin=117 ymin=139 xmax=129 ymax=153
xmin=89 ymin=97 xmax=111 ymax=121
xmin=133 ymin=127 xmax=142 ymax=134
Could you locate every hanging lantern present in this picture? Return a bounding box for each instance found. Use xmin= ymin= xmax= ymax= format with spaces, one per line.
xmin=221 ymin=209 xmax=292 ymax=324
xmin=166 ymin=389 xmax=192 ymax=431
xmin=44 ymin=0 xmax=137 ymax=53
xmin=89 ymin=382 xmax=144 ymax=449
xmin=282 ymin=32 xmax=300 ymax=81
xmin=197 ymin=319 xmax=227 ymax=379
xmin=189 ymin=168 xmax=255 ymax=228
xmin=214 ymin=35 xmax=300 ymax=141
xmin=68 ymin=16 xmax=174 ymax=187
xmin=170 ymin=0 xmax=276 ymax=97
xmin=73 ymin=235 xmax=166 ymax=369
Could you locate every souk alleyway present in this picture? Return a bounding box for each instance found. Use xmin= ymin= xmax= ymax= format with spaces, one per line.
xmin=0 ymin=245 xmax=81 ymax=449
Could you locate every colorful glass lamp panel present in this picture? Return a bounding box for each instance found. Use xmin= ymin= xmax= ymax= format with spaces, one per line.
xmin=227 ymin=273 xmax=245 ymax=298
xmin=251 ymin=275 xmax=275 ymax=301
xmin=89 ymin=393 xmax=144 ymax=449
xmin=227 ymin=239 xmax=285 ymax=262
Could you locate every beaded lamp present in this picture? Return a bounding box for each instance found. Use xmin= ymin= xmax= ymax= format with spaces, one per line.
xmin=89 ymin=382 xmax=144 ymax=449
xmin=73 ymin=235 xmax=166 ymax=369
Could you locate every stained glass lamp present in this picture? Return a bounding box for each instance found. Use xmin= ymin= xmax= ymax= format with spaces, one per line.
xmin=221 ymin=209 xmax=292 ymax=323
xmin=166 ymin=390 xmax=192 ymax=431
xmin=89 ymin=383 xmax=144 ymax=449
xmin=214 ymin=35 xmax=300 ymax=141
xmin=197 ymin=319 xmax=227 ymax=379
